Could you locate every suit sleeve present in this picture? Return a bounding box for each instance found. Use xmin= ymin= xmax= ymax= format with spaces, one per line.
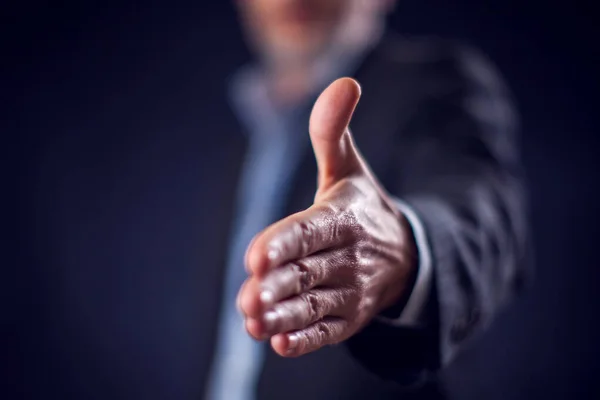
xmin=345 ymin=46 xmax=531 ymax=384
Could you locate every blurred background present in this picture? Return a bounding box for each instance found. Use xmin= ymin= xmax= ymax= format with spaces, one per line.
xmin=4 ymin=1 xmax=599 ymax=399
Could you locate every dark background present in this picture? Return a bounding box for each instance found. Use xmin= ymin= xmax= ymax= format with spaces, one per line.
xmin=4 ymin=1 xmax=599 ymax=399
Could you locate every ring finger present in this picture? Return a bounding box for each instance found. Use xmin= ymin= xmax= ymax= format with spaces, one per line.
xmin=240 ymin=249 xmax=351 ymax=319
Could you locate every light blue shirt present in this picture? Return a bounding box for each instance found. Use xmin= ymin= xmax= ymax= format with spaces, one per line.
xmin=205 ymin=45 xmax=433 ymax=400
xmin=203 ymin=69 xmax=311 ymax=400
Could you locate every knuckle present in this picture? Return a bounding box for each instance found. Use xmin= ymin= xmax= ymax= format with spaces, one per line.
xmin=305 ymin=328 xmax=321 ymax=347
xmin=317 ymin=323 xmax=331 ymax=343
xmin=302 ymin=292 xmax=321 ymax=322
xmin=293 ymin=260 xmax=319 ymax=292
xmin=344 ymin=245 xmax=361 ymax=269
xmin=346 ymin=212 xmax=365 ymax=241
xmin=315 ymin=320 xmax=344 ymax=347
xmin=340 ymin=248 xmax=364 ymax=285
xmin=292 ymin=262 xmax=308 ymax=292
xmin=292 ymin=219 xmax=316 ymax=255
xmin=335 ymin=209 xmax=362 ymax=243
xmin=320 ymin=203 xmax=348 ymax=242
xmin=332 ymin=210 xmax=349 ymax=238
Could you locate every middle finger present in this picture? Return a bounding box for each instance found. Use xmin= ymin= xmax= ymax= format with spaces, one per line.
xmin=240 ymin=249 xmax=349 ymax=319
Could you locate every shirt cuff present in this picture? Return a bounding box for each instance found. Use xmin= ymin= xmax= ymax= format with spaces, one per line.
xmin=376 ymin=199 xmax=433 ymax=327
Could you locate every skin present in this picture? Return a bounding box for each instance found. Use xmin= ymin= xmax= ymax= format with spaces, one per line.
xmin=236 ymin=0 xmax=347 ymax=64
xmin=237 ymin=78 xmax=417 ymax=357
xmin=235 ymin=0 xmax=413 ymax=357
xmin=235 ymin=0 xmax=393 ymax=103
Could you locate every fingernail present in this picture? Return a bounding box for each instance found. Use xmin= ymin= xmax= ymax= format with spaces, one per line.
xmin=287 ymin=333 xmax=299 ymax=354
xmin=260 ymin=290 xmax=274 ymax=306
xmin=267 ymin=247 xmax=279 ymax=263
xmin=263 ymin=311 xmax=277 ymax=331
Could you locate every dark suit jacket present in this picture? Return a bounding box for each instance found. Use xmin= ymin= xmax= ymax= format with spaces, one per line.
xmin=13 ymin=33 xmax=528 ymax=399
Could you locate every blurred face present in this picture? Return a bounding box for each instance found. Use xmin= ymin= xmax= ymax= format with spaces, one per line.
xmin=236 ymin=0 xmax=390 ymax=65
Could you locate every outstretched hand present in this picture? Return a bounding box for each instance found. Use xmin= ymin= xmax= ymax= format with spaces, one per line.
xmin=237 ymin=78 xmax=417 ymax=357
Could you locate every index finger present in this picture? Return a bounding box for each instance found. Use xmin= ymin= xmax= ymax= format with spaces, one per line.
xmin=245 ymin=204 xmax=349 ymax=277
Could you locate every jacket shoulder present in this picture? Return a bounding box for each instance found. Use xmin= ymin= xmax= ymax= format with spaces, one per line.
xmin=377 ymin=34 xmax=511 ymax=96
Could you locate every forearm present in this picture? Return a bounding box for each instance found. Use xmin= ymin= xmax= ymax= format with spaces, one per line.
xmin=346 ymin=163 xmax=528 ymax=383
xmin=404 ymin=168 xmax=528 ymax=365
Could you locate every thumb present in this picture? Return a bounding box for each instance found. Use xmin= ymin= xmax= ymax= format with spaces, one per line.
xmin=309 ymin=77 xmax=363 ymax=191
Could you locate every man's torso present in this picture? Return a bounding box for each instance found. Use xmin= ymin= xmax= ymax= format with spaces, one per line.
xmin=19 ymin=35 xmax=460 ymax=399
